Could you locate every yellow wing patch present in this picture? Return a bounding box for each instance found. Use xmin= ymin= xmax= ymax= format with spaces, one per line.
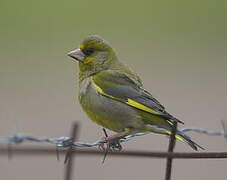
xmin=165 ymin=131 xmax=184 ymax=142
xmin=126 ymin=99 xmax=160 ymax=115
xmin=92 ymin=79 xmax=161 ymax=115
xmin=92 ymin=80 xmax=112 ymax=97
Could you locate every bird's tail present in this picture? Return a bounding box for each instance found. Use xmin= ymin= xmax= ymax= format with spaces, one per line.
xmin=145 ymin=124 xmax=204 ymax=151
xmin=173 ymin=130 xmax=204 ymax=151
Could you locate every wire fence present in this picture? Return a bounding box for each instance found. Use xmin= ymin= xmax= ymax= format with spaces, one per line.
xmin=1 ymin=123 xmax=227 ymax=148
xmin=0 ymin=121 xmax=227 ymax=180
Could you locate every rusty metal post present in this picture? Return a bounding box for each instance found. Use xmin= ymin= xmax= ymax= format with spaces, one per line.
xmin=64 ymin=123 xmax=79 ymax=180
xmin=165 ymin=121 xmax=177 ymax=180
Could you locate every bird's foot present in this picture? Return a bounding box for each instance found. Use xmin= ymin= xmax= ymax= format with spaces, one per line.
xmin=98 ymin=136 xmax=123 ymax=152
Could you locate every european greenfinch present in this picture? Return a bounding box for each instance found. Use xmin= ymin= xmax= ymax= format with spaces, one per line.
xmin=67 ymin=35 xmax=202 ymax=150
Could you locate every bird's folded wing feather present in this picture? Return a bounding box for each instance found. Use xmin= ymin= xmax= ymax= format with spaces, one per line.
xmin=92 ymin=70 xmax=183 ymax=124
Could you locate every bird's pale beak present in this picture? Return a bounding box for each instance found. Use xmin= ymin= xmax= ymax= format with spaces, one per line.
xmin=67 ymin=48 xmax=85 ymax=62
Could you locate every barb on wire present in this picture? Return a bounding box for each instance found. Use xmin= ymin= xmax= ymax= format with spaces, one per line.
xmin=0 ymin=122 xmax=226 ymax=148
xmin=102 ymin=128 xmax=109 ymax=163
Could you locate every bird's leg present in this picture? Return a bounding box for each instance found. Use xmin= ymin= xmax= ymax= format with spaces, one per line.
xmin=99 ymin=129 xmax=130 ymax=152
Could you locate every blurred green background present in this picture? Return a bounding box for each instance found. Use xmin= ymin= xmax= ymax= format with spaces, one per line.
xmin=0 ymin=0 xmax=227 ymax=180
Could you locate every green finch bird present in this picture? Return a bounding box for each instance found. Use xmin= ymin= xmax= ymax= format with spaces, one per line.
xmin=67 ymin=35 xmax=202 ymax=151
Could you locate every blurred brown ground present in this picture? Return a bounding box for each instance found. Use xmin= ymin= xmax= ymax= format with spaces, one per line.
xmin=0 ymin=0 xmax=226 ymax=179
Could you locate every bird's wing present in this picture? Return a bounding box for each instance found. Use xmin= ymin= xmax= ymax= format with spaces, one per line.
xmin=92 ymin=70 xmax=183 ymax=124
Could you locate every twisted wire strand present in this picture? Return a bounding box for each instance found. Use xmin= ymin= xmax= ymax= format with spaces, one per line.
xmin=0 ymin=123 xmax=226 ymax=148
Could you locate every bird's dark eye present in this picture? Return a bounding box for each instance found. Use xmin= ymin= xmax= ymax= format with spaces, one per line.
xmin=82 ymin=48 xmax=95 ymax=56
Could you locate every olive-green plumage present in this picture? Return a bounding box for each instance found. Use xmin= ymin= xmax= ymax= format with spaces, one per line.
xmin=68 ymin=35 xmax=202 ymax=150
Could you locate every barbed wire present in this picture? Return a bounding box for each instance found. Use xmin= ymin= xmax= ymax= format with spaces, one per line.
xmin=0 ymin=121 xmax=226 ymax=148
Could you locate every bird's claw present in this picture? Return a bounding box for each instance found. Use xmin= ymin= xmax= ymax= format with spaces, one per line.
xmin=98 ymin=137 xmax=122 ymax=152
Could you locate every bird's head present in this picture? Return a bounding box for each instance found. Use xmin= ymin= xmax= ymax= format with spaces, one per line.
xmin=68 ymin=35 xmax=118 ymax=75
